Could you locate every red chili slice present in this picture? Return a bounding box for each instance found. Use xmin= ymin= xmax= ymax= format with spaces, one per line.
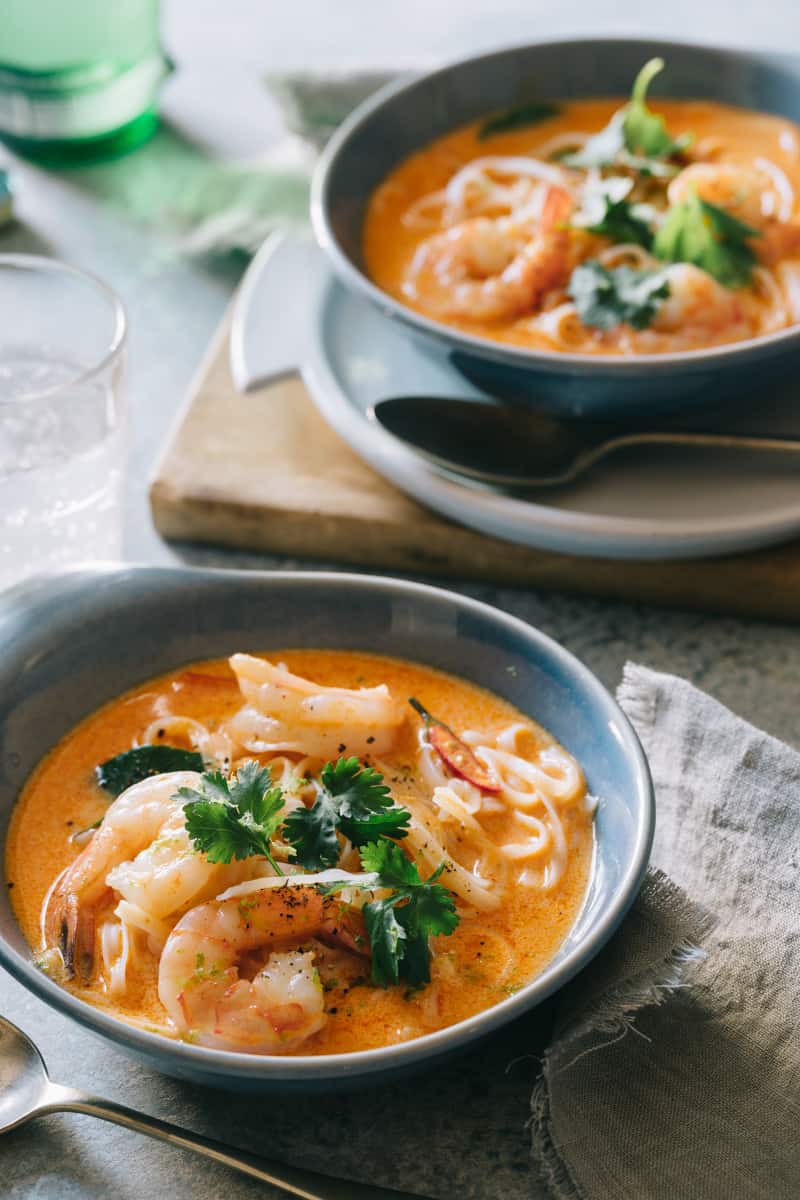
xmin=409 ymin=697 xmax=500 ymax=793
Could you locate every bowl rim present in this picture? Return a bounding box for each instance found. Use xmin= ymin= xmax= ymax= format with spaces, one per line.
xmin=0 ymin=253 xmax=128 ymax=400
xmin=0 ymin=564 xmax=654 ymax=1081
xmin=311 ymin=34 xmax=800 ymax=375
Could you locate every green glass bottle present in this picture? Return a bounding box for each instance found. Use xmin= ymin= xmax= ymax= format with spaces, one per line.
xmin=0 ymin=0 xmax=172 ymax=162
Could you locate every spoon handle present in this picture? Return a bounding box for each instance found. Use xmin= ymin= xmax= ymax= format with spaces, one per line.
xmin=569 ymin=429 xmax=800 ymax=489
xmin=40 ymin=1082 xmax=423 ymax=1200
xmin=614 ymin=431 xmax=800 ymax=452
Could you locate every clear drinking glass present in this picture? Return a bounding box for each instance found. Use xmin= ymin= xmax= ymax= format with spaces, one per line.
xmin=0 ymin=255 xmax=127 ymax=591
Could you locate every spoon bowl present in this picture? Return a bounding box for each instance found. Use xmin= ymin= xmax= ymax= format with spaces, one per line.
xmin=0 ymin=1017 xmax=49 ymax=1134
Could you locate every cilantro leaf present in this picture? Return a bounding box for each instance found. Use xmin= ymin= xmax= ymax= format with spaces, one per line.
xmin=572 ymin=177 xmax=653 ymax=248
xmin=181 ymin=801 xmax=260 ymax=864
xmin=653 ymin=190 xmax=760 ymax=287
xmin=585 ymin=197 xmax=653 ymax=247
xmin=568 ymin=260 xmax=671 ymax=331
xmin=96 ymin=745 xmax=204 ymax=797
xmin=284 ymin=757 xmax=410 ymax=870
xmin=478 ymin=100 xmax=560 ymax=139
xmin=359 ymin=838 xmax=421 ymax=887
xmin=363 ymin=898 xmax=408 ymax=986
xmin=179 ymin=761 xmax=285 ymax=871
xmin=358 ymin=841 xmax=459 ymax=987
xmin=623 ymin=58 xmax=691 ymax=160
xmin=405 ymin=870 xmax=460 ymax=938
xmin=320 ymin=758 xmax=410 ymax=844
xmin=282 ymin=790 xmax=340 ymax=871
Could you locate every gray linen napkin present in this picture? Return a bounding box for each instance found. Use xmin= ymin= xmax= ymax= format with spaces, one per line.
xmin=533 ymin=664 xmax=800 ymax=1200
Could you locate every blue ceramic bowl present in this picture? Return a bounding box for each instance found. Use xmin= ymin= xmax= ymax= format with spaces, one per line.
xmin=0 ymin=566 xmax=653 ymax=1092
xmin=312 ymin=37 xmax=800 ymax=417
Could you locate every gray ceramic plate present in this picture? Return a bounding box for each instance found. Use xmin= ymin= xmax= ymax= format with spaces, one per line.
xmin=0 ymin=565 xmax=653 ymax=1092
xmin=312 ymin=37 xmax=800 ymax=416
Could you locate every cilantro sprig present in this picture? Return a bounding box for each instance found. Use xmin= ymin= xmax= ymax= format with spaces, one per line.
xmin=179 ymin=758 xmax=455 ymax=989
xmin=568 ymin=260 xmax=671 ymax=331
xmin=563 ymin=58 xmax=690 ymax=175
xmin=284 ymin=756 xmax=410 ymax=870
xmin=178 ymin=761 xmax=286 ymax=874
xmin=653 ymin=190 xmax=760 ymax=287
xmin=623 ymin=57 xmax=691 ymax=160
xmin=572 ymin=177 xmax=654 ymax=248
xmin=328 ymin=841 xmax=459 ymax=987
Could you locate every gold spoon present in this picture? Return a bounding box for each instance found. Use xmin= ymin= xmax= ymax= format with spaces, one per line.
xmin=0 ymin=1016 xmax=424 ymax=1200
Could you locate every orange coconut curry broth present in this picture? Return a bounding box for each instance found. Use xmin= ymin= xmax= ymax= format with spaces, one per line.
xmin=364 ymin=77 xmax=800 ymax=354
xmin=7 ymin=650 xmax=594 ymax=1055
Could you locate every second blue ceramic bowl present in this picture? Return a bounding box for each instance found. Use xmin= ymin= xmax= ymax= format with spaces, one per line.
xmin=312 ymin=37 xmax=800 ymax=417
xmin=0 ymin=566 xmax=653 ymax=1091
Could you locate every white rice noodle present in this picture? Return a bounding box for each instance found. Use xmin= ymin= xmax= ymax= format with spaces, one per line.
xmin=115 ymin=899 xmax=172 ymax=954
xmin=415 ymin=734 xmax=451 ymax=793
xmin=597 ymin=243 xmax=660 ymax=271
xmin=443 ymin=156 xmax=567 ymax=216
xmin=100 ymin=919 xmax=133 ymax=996
xmin=431 ymin=784 xmax=487 ymax=832
xmin=402 ymin=188 xmax=449 ymax=229
xmin=779 ymin=127 xmax=800 ymax=158
xmin=751 ymin=266 xmax=788 ymax=330
xmin=498 ymin=811 xmax=551 ymax=861
xmin=529 ymin=301 xmax=585 ymax=345
xmin=775 ymin=260 xmax=800 ymax=322
xmin=475 ymin=744 xmax=583 ymax=808
xmin=530 ymin=793 xmax=569 ymax=890
xmin=142 ymin=715 xmax=236 ymax=768
xmin=216 ymin=868 xmax=381 ymax=902
xmin=461 ymin=724 xmax=582 ymax=887
xmin=754 ymin=156 xmax=794 ymax=222
xmin=530 ymin=130 xmax=592 ymax=160
xmin=405 ymin=816 xmax=502 ymax=911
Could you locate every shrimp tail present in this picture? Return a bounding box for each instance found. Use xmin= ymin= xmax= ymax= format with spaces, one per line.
xmin=540 ymin=184 xmax=573 ymax=232
xmin=318 ymin=903 xmax=370 ymax=957
xmin=44 ymin=872 xmax=102 ymax=981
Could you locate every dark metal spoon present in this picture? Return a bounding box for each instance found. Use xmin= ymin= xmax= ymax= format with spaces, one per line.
xmin=371 ymin=396 xmax=800 ymax=488
xmin=0 ymin=1016 xmax=425 ymax=1200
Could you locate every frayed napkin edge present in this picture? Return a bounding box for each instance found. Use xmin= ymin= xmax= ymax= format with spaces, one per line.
xmin=529 ymin=928 xmax=712 ymax=1200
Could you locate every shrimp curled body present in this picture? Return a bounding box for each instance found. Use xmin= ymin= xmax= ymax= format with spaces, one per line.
xmin=653 ymin=264 xmax=749 ymax=334
xmin=158 ymin=886 xmax=367 ymax=1053
xmin=668 ymin=161 xmax=800 ymax=263
xmin=404 ymin=186 xmax=573 ymax=322
xmin=44 ymin=771 xmax=250 ymax=980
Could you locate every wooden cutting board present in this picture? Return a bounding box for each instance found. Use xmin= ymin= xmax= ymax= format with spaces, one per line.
xmin=149 ymin=310 xmax=800 ymax=622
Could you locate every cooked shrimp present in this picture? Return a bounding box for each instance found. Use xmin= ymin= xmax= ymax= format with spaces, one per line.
xmin=403 ymin=185 xmax=573 ymax=321
xmin=652 ymin=263 xmax=752 ymax=335
xmin=668 ymin=161 xmax=786 ymax=226
xmin=157 ymin=885 xmax=367 ymax=1052
xmin=668 ymin=160 xmax=800 ymax=263
xmin=228 ymin=654 xmax=404 ymax=759
xmin=44 ymin=771 xmax=251 ymax=980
